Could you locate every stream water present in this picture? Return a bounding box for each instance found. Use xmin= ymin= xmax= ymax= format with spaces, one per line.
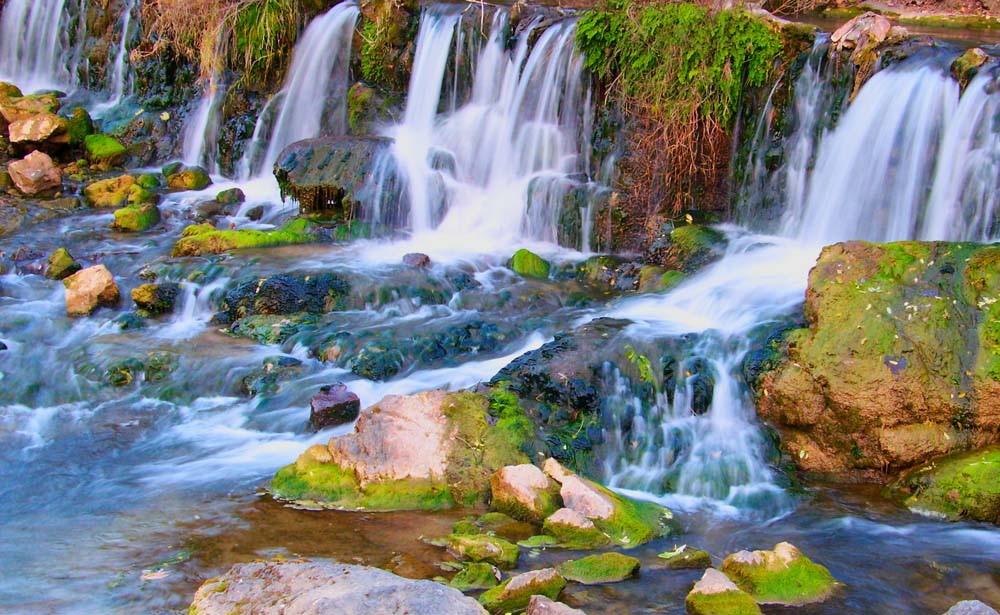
xmin=0 ymin=2 xmax=999 ymax=614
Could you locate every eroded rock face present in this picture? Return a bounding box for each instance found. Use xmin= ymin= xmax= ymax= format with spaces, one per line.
xmin=63 ymin=264 xmax=120 ymax=316
xmin=8 ymin=112 xmax=67 ymax=145
xmin=189 ymin=560 xmax=487 ymax=615
xmin=831 ymin=12 xmax=892 ymax=51
xmin=8 ymin=151 xmax=62 ymax=196
xmin=754 ymin=241 xmax=1000 ymax=480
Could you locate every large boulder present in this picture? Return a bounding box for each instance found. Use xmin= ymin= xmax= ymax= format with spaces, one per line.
xmin=111 ymin=202 xmax=160 ymax=232
xmin=8 ymin=112 xmax=68 ymax=145
xmin=274 ymin=136 xmax=395 ymax=216
xmin=943 ymin=601 xmax=1000 ymax=615
xmin=83 ymin=134 xmax=127 ymax=166
xmin=63 ymin=265 xmax=120 ymax=316
xmin=720 ymin=542 xmax=838 ymax=605
xmin=8 ymin=151 xmax=61 ymax=196
xmin=830 ymin=12 xmax=892 ymax=52
xmin=0 ymin=94 xmax=59 ymax=124
xmin=755 ymin=241 xmax=1000 ymax=480
xmin=131 ymin=283 xmax=180 ymax=315
xmin=83 ymin=175 xmax=156 ymax=209
xmin=189 ymin=560 xmax=487 ymax=615
xmin=886 ymin=445 xmax=1000 ymax=525
xmin=271 ymin=388 xmax=538 ymax=510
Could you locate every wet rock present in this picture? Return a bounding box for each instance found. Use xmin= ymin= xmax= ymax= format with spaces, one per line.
xmin=403 ymin=252 xmax=431 ymax=268
xmin=685 ymin=568 xmax=761 ymax=615
xmin=309 ymin=383 xmax=361 ymax=431
xmin=450 ymin=562 xmax=502 ymax=592
xmin=943 ymin=601 xmax=1000 ymax=615
xmin=886 ymin=445 xmax=1000 ymax=525
xmin=830 ymin=12 xmax=892 ymax=52
xmin=0 ymin=94 xmax=59 ymax=124
xmin=720 ymin=542 xmax=838 ymax=605
xmin=189 ymin=560 xmax=487 ymax=615
xmin=63 ymin=264 xmax=120 ymax=316
xmin=647 ymin=224 xmax=727 ymax=273
xmin=0 ymin=82 xmax=22 ymax=98
xmin=0 ymin=341 xmax=6 ymax=351
xmin=83 ymin=175 xmax=156 ymax=209
xmin=8 ymin=112 xmax=68 ymax=145
xmin=105 ymin=358 xmax=144 ymax=387
xmin=195 ymin=198 xmax=234 ymax=220
xmin=479 ymin=568 xmax=566 ymax=614
xmin=754 ymin=241 xmax=1000 ymax=479
xmin=131 ymin=283 xmax=180 ymax=315
xmin=84 ymin=134 xmax=126 ymax=166
xmin=951 ymin=49 xmax=989 ymax=91
xmin=66 ymin=108 xmax=93 ymax=145
xmin=241 ymin=356 xmax=304 ymax=397
xmin=216 ymin=271 xmax=350 ymax=322
xmin=274 ymin=136 xmax=395 ymax=216
xmin=490 ymin=463 xmax=561 ymax=523
xmin=556 ymin=552 xmax=640 ymax=584
xmin=45 ymin=248 xmax=82 ymax=280
xmin=8 ymin=151 xmax=61 ymax=196
xmin=527 ymin=595 xmax=587 ymax=615
xmin=245 ymin=204 xmax=265 ymax=221
xmin=171 ymin=219 xmax=316 ymax=256
xmin=215 ymin=187 xmax=245 ymax=205
xmin=511 ymin=248 xmax=551 ymax=279
xmin=541 ymin=508 xmax=609 ymax=549
xmin=229 ymin=314 xmax=316 ymax=346
xmin=271 ymin=389 xmax=538 ymax=510
xmin=166 ymin=165 xmax=212 ymax=191
xmin=658 ymin=544 xmax=712 ymax=569
xmin=447 ymin=534 xmax=519 ymax=569
xmin=111 ymin=202 xmax=160 ymax=232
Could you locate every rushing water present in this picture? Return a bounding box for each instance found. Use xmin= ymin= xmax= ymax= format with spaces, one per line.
xmin=90 ymin=0 xmax=137 ymax=117
xmin=0 ymin=0 xmax=87 ymax=93
xmin=0 ymin=2 xmax=999 ymax=613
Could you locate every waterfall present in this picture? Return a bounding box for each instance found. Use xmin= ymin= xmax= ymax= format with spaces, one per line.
xmin=183 ymin=76 xmax=227 ymax=173
xmin=239 ymin=1 xmax=359 ymax=179
xmin=0 ymin=0 xmax=88 ymax=93
xmin=91 ymin=0 xmax=137 ymax=116
xmin=377 ymin=6 xmax=594 ymax=251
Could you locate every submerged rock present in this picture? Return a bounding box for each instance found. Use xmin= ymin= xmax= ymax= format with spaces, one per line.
xmin=685 ymin=568 xmax=761 ymax=615
xmin=720 ymin=542 xmax=838 ymax=605
xmin=886 ymin=445 xmax=1000 ymax=525
xmin=63 ymin=265 xmax=120 ymax=316
xmin=403 ymin=252 xmax=431 ymax=268
xmin=658 ymin=544 xmax=713 ymax=569
xmin=45 ymin=248 xmax=81 ymax=280
xmin=8 ymin=151 xmax=61 ymax=196
xmin=309 ymin=383 xmax=361 ymax=431
xmin=556 ymin=552 xmax=640 ymax=584
xmin=214 ymin=272 xmax=350 ymax=323
xmin=450 ymin=562 xmax=502 ymax=592
xmin=189 ymin=560 xmax=487 ymax=615
xmin=479 ymin=568 xmax=566 ymax=614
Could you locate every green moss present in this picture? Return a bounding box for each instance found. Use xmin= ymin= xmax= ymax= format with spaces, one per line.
xmin=230 ymin=314 xmax=315 ymax=345
xmin=659 ymin=270 xmax=685 ymax=291
xmin=452 ymin=519 xmax=482 ymax=535
xmin=686 ymin=589 xmax=762 ymax=615
xmin=45 ymin=248 xmax=81 ymax=280
xmin=898 ymin=14 xmax=1000 ymax=30
xmin=450 ymin=562 xmax=501 ymax=591
xmin=348 ymin=82 xmax=375 ymax=133
xmin=510 ymin=249 xmax=551 ymax=279
xmin=84 ymin=134 xmax=126 ymax=165
xmin=517 ymin=535 xmax=560 ymax=548
xmin=66 ymin=108 xmax=93 ymax=145
xmin=479 ymin=570 xmax=566 ymax=613
xmin=658 ymin=544 xmax=712 ymax=569
xmin=889 ymin=445 xmax=1000 ymax=524
xmin=477 ymin=512 xmax=519 ymax=531
xmin=447 ymin=534 xmax=519 ymax=569
xmin=226 ymin=0 xmax=301 ymax=86
xmin=670 ymin=225 xmax=725 ymax=259
xmin=556 ymin=552 xmax=640 ymax=584
xmin=542 ymin=516 xmax=610 ymax=549
xmin=721 ymin=546 xmax=837 ymax=605
xmin=171 ymin=219 xmax=317 ymax=256
xmin=137 ymin=174 xmax=161 ymax=190
xmin=112 ymin=202 xmax=160 ymax=232
xmin=83 ymin=175 xmax=138 ymax=208
xmin=166 ymin=167 xmax=212 ymax=191
xmin=595 ymin=485 xmax=674 ymax=547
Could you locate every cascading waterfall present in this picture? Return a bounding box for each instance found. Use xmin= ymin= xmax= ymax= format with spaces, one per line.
xmin=182 ymin=76 xmax=227 ymax=173
xmin=377 ymin=6 xmax=594 ymax=251
xmin=0 ymin=0 xmax=88 ymax=93
xmin=91 ymin=0 xmax=137 ymax=116
xmin=239 ymin=2 xmax=359 ymax=180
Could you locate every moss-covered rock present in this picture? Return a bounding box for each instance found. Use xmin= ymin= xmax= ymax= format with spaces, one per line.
xmin=951 ymin=48 xmax=989 ymax=91
xmin=171 ymin=218 xmax=317 ymax=256
xmin=215 ymin=187 xmax=245 ymax=205
xmin=136 ymin=173 xmax=161 ymax=190
xmin=45 ymin=248 xmax=81 ymax=280
xmin=111 ymin=202 xmax=160 ymax=232
xmin=450 ymin=562 xmax=501 ymax=592
xmin=479 ymin=568 xmax=566 ymax=614
xmin=541 ymin=508 xmax=610 ymax=549
xmin=556 ymin=552 xmax=640 ymax=584
xmin=131 ymin=282 xmax=180 ymax=315
xmin=720 ymin=542 xmax=838 ymax=605
xmin=166 ymin=166 xmax=212 ymax=191
xmin=447 ymin=534 xmax=519 ymax=569
xmin=84 ymin=134 xmax=127 ymax=166
xmin=663 ymin=224 xmax=727 ymax=272
xmin=886 ymin=445 xmax=1000 ymax=524
xmin=658 ymin=544 xmax=713 ymax=569
xmin=510 ymin=248 xmax=551 ymax=279
xmin=83 ymin=175 xmax=154 ymax=209
xmin=686 ymin=568 xmax=762 ymax=615
xmin=66 ymin=108 xmax=93 ymax=145
xmin=490 ymin=464 xmax=561 ymax=523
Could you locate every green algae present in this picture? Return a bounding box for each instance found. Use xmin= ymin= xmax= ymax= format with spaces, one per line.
xmin=556 ymin=552 xmax=640 ymax=584
xmin=510 ymin=249 xmax=551 ymax=279
xmin=171 ymin=219 xmax=317 ymax=256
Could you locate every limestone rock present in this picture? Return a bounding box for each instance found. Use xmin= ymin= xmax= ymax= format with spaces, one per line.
xmin=189 ymin=560 xmax=487 ymax=615
xmin=510 ymin=248 xmax=551 ymax=279
xmin=309 ymin=383 xmax=361 ymax=431
xmin=720 ymin=542 xmax=837 ymax=605
xmin=63 ymin=265 xmax=120 ymax=316
xmin=542 ymin=508 xmax=610 ymax=549
xmin=8 ymin=112 xmax=67 ymax=144
xmin=450 ymin=562 xmax=502 ymax=592
xmin=8 ymin=151 xmax=61 ymax=196
xmin=111 ymin=202 xmax=160 ymax=232
xmin=658 ymin=544 xmax=712 ymax=569
xmin=831 ymin=12 xmax=892 ymax=51
xmin=0 ymin=94 xmax=59 ymax=124
xmin=951 ymin=49 xmax=989 ymax=90
xmin=403 ymin=252 xmax=431 ymax=268
xmin=490 ymin=463 xmax=561 ymax=523
xmin=447 ymin=534 xmax=519 ymax=569
xmin=479 ymin=568 xmax=566 ymax=614
xmin=686 ymin=568 xmax=761 ymax=615
xmin=166 ymin=166 xmax=212 ymax=191
xmin=84 ymin=134 xmax=127 ymax=166
xmin=527 ymin=596 xmax=588 ymax=615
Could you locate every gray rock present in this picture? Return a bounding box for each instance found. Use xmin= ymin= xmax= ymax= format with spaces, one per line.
xmin=527 ymin=595 xmax=587 ymax=615
xmin=943 ymin=601 xmax=1000 ymax=615
xmin=190 ymin=560 xmax=487 ymax=615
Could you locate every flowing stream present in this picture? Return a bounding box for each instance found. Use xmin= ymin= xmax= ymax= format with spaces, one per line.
xmin=0 ymin=2 xmax=999 ymax=614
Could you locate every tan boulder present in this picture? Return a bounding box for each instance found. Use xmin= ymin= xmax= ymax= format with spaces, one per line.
xmin=0 ymin=94 xmax=59 ymax=124
xmin=63 ymin=264 xmax=120 ymax=316
xmin=831 ymin=12 xmax=892 ymax=51
xmin=490 ymin=463 xmax=560 ymax=522
xmin=8 ymin=112 xmax=67 ymax=144
xmin=543 ymin=459 xmax=614 ymax=520
xmin=7 ymin=151 xmax=61 ymax=196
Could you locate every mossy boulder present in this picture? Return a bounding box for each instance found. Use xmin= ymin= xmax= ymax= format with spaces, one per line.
xmin=720 ymin=542 xmax=838 ymax=605
xmin=479 ymin=568 xmax=566 ymax=614
xmin=659 ymin=544 xmax=713 ymax=569
xmin=166 ymin=166 xmax=212 ymax=191
xmin=447 ymin=534 xmax=519 ymax=569
xmin=510 ymin=248 xmax=551 ymax=279
xmin=450 ymin=562 xmax=501 ymax=592
xmin=556 ymin=552 xmax=640 ymax=584
xmin=886 ymin=445 xmax=1000 ymax=525
xmin=541 ymin=508 xmax=610 ymax=549
xmin=45 ymin=248 xmax=81 ymax=280
xmin=171 ymin=218 xmax=317 ymax=256
xmin=131 ymin=283 xmax=180 ymax=315
xmin=755 ymin=241 xmax=1000 ymax=479
xmin=951 ymin=48 xmax=989 ymax=90
xmin=215 ymin=187 xmax=245 ymax=205
xmin=136 ymin=173 xmax=161 ymax=190
xmin=66 ymin=108 xmax=93 ymax=145
xmin=83 ymin=175 xmax=156 ymax=209
xmin=490 ymin=464 xmax=561 ymax=523
xmin=0 ymin=93 xmax=59 ymax=124
xmin=686 ymin=568 xmax=762 ymax=615
xmin=83 ymin=134 xmax=127 ymax=166
xmin=111 ymin=202 xmax=160 ymax=232
xmin=271 ymin=388 xmax=540 ymax=511
xmin=662 ymin=224 xmax=727 ymax=272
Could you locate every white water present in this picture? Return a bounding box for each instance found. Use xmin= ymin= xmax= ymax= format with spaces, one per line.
xmin=0 ymin=0 xmax=87 ymax=93
xmin=380 ymin=7 xmax=594 ymax=253
xmin=239 ymin=2 xmax=359 ymax=179
xmin=90 ymin=0 xmax=136 ymax=116
xmin=182 ymin=76 xmax=227 ymax=173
